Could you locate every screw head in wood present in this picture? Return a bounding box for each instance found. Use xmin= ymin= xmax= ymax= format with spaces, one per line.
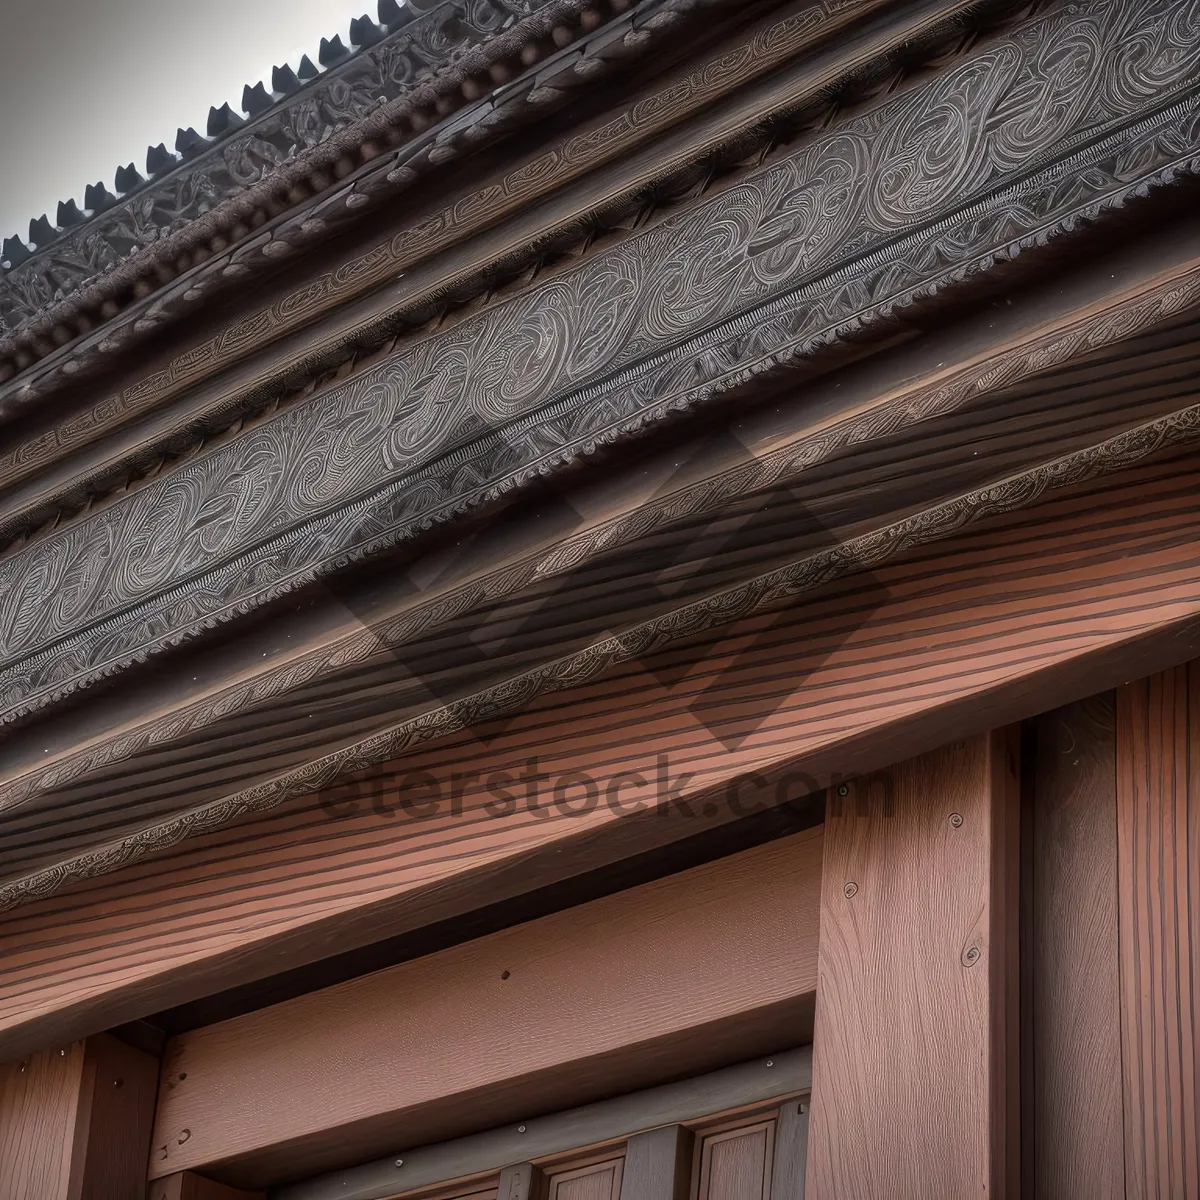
xmin=395 ymin=1159 xmax=404 ymax=1167
xmin=518 ymin=1125 xmax=527 ymax=1133
xmin=837 ymin=784 xmax=849 ymax=796
xmin=843 ymin=881 xmax=858 ymax=898
xmin=949 ymin=812 xmax=963 ymax=828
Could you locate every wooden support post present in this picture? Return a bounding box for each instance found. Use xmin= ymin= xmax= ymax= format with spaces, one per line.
xmin=804 ymin=731 xmax=1020 ymax=1198
xmin=1025 ymin=696 xmax=1124 ymax=1199
xmin=620 ymin=1125 xmax=693 ymax=1200
xmin=1116 ymin=667 xmax=1200 ymax=1200
xmin=150 ymin=1173 xmax=265 ymax=1200
xmin=0 ymin=1033 xmax=158 ymax=1200
xmin=770 ymin=1097 xmax=809 ymax=1200
xmin=498 ymin=1162 xmax=545 ymax=1200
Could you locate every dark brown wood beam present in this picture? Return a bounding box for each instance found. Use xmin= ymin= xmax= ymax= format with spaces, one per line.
xmin=804 ymin=731 xmax=1020 ymax=1197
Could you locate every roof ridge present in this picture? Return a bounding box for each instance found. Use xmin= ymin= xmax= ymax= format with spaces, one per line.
xmin=0 ymin=0 xmax=417 ymax=263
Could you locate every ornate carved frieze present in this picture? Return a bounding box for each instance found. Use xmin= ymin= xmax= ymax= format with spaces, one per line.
xmin=0 ymin=0 xmax=749 ymax=411
xmin=0 ymin=0 xmax=540 ymax=337
xmin=0 ymin=0 xmax=882 ymax=468
xmin=1 ymin=0 xmax=1199 ymax=727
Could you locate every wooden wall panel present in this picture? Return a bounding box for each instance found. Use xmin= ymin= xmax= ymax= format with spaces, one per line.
xmin=695 ymin=1121 xmax=774 ymax=1200
xmin=150 ymin=1173 xmax=266 ymax=1200
xmin=149 ymin=832 xmax=822 ymax=1187
xmin=550 ymin=1159 xmax=624 ymax=1200
xmin=1117 ymin=668 xmax=1200 ymax=1200
xmin=1026 ymin=696 xmax=1124 ymax=1199
xmin=10 ymin=447 xmax=1200 ymax=1060
xmin=0 ymin=1033 xmax=159 ymax=1200
xmin=804 ymin=731 xmax=1019 ymax=1199
xmin=769 ymin=1099 xmax=808 ymax=1200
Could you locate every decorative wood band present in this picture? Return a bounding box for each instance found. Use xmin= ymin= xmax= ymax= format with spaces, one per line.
xmin=7 ymin=376 xmax=1200 ymax=911
xmin=0 ymin=0 xmax=900 ymax=500
xmin=1 ymin=0 xmax=1197 ymax=727
xmin=276 ymin=1047 xmax=806 ymax=1200
xmin=5 ymin=205 xmax=1200 ymax=823
xmin=0 ymin=0 xmax=760 ymax=417
xmin=0 ymin=0 xmax=664 ymax=364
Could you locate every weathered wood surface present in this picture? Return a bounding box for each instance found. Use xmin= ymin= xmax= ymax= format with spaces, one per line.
xmin=9 ymin=440 xmax=1200 ymax=1059
xmin=804 ymin=731 xmax=1019 ymax=1198
xmin=1117 ymin=668 xmax=1200 ymax=1200
xmin=149 ymin=833 xmax=821 ymax=1186
xmin=149 ymin=1173 xmax=266 ymax=1200
xmin=0 ymin=1032 xmax=159 ymax=1200
xmin=1026 ymin=696 xmax=1124 ymax=1199
xmin=769 ymin=1098 xmax=808 ymax=1200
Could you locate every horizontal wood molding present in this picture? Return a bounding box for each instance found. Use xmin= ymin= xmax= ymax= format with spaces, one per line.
xmin=149 ymin=1172 xmax=265 ymax=1200
xmin=805 ymin=731 xmax=1019 ymax=1197
xmin=148 ymin=832 xmax=822 ymax=1187
xmin=280 ymin=1047 xmax=810 ymax=1200
xmin=10 ymin=440 xmax=1200 ymax=1058
xmin=1116 ymin=668 xmax=1200 ymax=1200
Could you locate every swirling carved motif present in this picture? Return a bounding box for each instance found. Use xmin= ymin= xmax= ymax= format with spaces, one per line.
xmin=0 ymin=0 xmax=527 ymax=335
xmin=7 ymin=382 xmax=1200 ymax=911
xmin=1 ymin=0 xmax=1200 ymax=727
xmin=0 ymin=0 xmax=863 ymax=459
xmin=7 ymin=191 xmax=1200 ymax=820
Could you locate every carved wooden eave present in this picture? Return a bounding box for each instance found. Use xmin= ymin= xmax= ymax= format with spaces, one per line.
xmin=3 ymin=0 xmax=1200 ymax=937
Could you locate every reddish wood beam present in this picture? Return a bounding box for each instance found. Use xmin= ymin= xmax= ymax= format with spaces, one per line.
xmin=148 ymin=833 xmax=821 ymax=1187
xmin=804 ymin=731 xmax=1020 ymax=1197
xmin=1116 ymin=668 xmax=1200 ymax=1200
xmin=7 ymin=447 xmax=1200 ymax=1059
xmin=0 ymin=1033 xmax=159 ymax=1199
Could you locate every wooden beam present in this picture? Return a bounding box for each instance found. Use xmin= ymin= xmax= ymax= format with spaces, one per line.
xmin=619 ymin=1126 xmax=693 ymax=1200
xmin=150 ymin=1173 xmax=265 ymax=1200
xmin=9 ymin=444 xmax=1200 ymax=1060
xmin=1116 ymin=668 xmax=1200 ymax=1200
xmin=804 ymin=731 xmax=1020 ymax=1197
xmin=1025 ymin=696 xmax=1124 ymax=1199
xmin=279 ymin=1047 xmax=810 ymax=1200
xmin=149 ymin=833 xmax=822 ymax=1187
xmin=0 ymin=1032 xmax=159 ymax=1199
xmin=498 ymin=1163 xmax=544 ymax=1200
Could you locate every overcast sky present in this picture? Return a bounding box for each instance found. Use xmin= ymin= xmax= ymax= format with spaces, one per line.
xmin=0 ymin=0 xmax=367 ymax=244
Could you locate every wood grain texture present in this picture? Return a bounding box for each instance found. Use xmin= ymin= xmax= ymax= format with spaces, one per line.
xmin=769 ymin=1099 xmax=808 ymax=1200
xmin=804 ymin=732 xmax=1019 ymax=1199
xmin=695 ymin=1120 xmax=773 ymax=1200
xmin=149 ymin=832 xmax=822 ymax=1187
xmin=0 ymin=1041 xmax=86 ymax=1200
xmin=1027 ymin=696 xmax=1124 ymax=1199
xmin=12 ymin=442 xmax=1200 ymax=1060
xmin=619 ymin=1126 xmax=692 ymax=1200
xmin=1117 ymin=667 xmax=1200 ymax=1200
xmin=549 ymin=1159 xmax=624 ymax=1200
xmin=0 ymin=1032 xmax=158 ymax=1200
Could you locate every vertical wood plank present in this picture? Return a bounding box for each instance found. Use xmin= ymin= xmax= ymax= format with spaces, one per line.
xmin=1026 ymin=696 xmax=1124 ymax=1199
xmin=0 ymin=1034 xmax=159 ymax=1200
xmin=0 ymin=1041 xmax=86 ymax=1200
xmin=620 ymin=1125 xmax=692 ymax=1200
xmin=1117 ymin=667 xmax=1200 ymax=1200
xmin=770 ymin=1097 xmax=808 ymax=1200
xmin=804 ymin=731 xmax=1020 ymax=1199
xmin=499 ymin=1162 xmax=545 ymax=1200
